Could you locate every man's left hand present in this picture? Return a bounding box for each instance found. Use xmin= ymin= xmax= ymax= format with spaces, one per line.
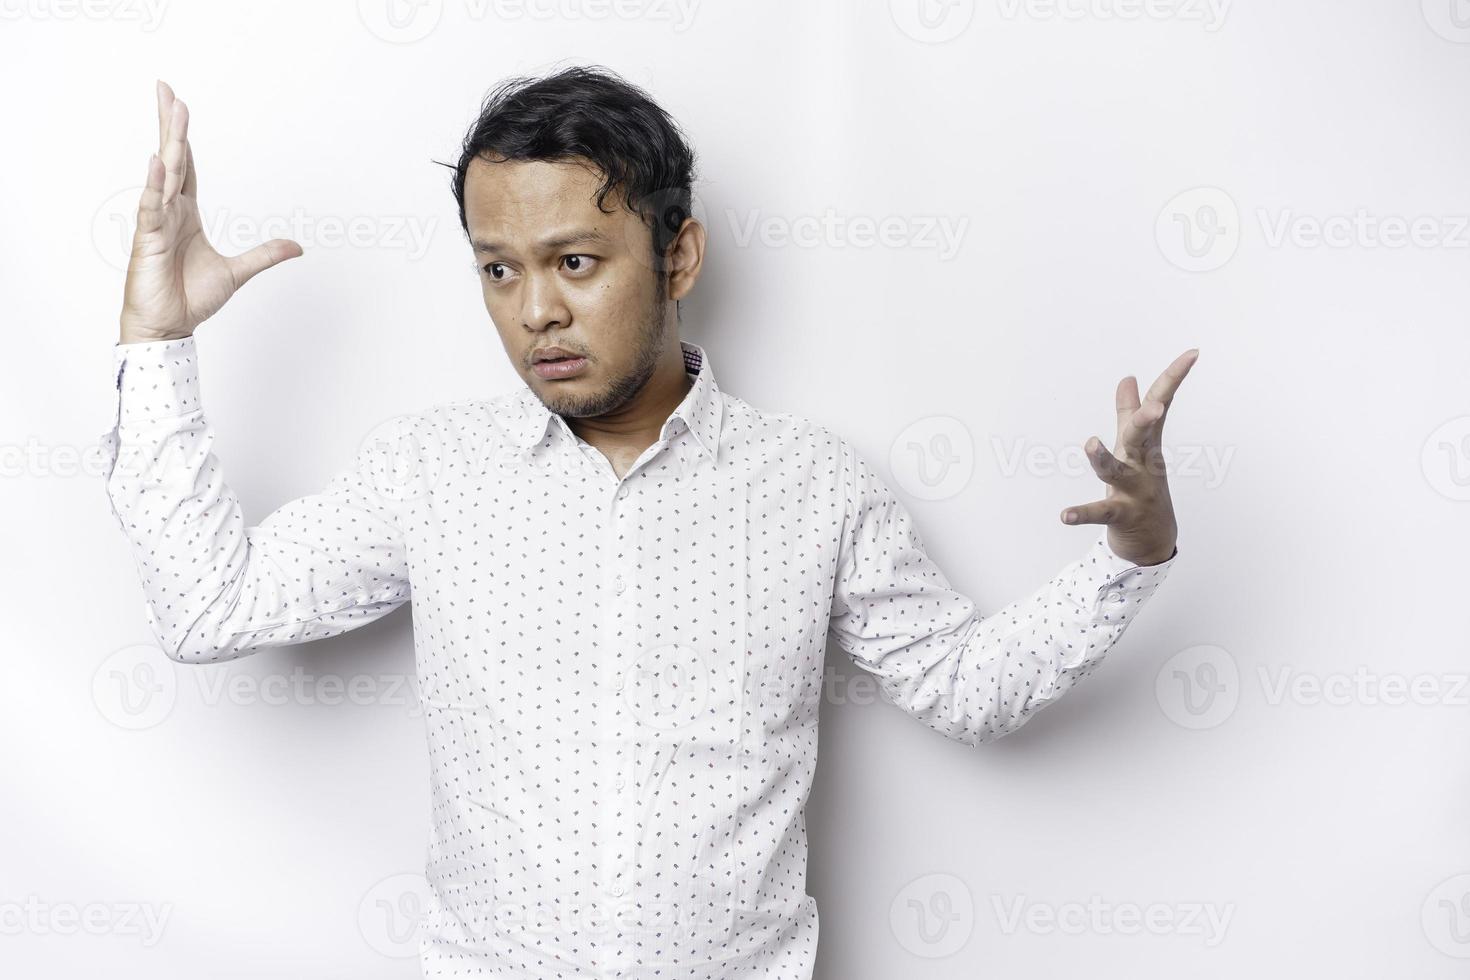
xmin=1060 ymin=348 xmax=1200 ymax=567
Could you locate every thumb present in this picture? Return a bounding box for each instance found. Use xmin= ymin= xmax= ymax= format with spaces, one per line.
xmin=227 ymin=239 xmax=304 ymax=289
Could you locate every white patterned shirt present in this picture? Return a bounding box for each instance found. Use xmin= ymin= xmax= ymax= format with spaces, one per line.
xmin=99 ymin=335 xmax=1176 ymax=978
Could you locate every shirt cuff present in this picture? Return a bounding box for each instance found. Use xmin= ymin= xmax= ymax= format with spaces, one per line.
xmin=114 ymin=335 xmax=202 ymax=423
xmin=1079 ymin=528 xmax=1177 ymax=621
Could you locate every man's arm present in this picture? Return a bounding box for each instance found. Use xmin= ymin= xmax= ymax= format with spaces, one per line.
xmin=101 ymin=336 xmax=412 ymax=664
xmin=826 ymin=438 xmax=1175 ymax=746
xmin=97 ymin=81 xmax=407 ymax=664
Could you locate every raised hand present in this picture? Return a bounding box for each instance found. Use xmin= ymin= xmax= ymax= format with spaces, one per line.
xmin=1059 ymin=349 xmax=1200 ymax=566
xmin=118 ymin=80 xmax=303 ymax=344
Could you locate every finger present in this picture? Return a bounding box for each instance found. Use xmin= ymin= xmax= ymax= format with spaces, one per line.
xmin=1114 ymin=374 xmax=1142 ymax=450
xmin=156 ymin=79 xmax=176 ymax=154
xmin=183 ymin=139 xmax=197 ymax=199
xmin=1083 ymin=435 xmax=1130 ymax=486
xmin=1140 ymin=348 xmax=1200 ymax=411
xmin=1060 ymin=497 xmax=1122 ymax=526
xmin=226 ymin=239 xmax=304 ymax=289
xmin=1120 ymin=397 xmax=1167 ymax=457
xmin=160 ymin=99 xmax=188 ymax=207
xmin=136 ymin=153 xmax=166 ymax=236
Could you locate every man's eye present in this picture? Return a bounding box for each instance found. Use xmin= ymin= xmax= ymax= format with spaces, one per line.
xmin=562 ymin=255 xmax=596 ymax=273
xmin=481 ymin=262 xmax=508 ymax=281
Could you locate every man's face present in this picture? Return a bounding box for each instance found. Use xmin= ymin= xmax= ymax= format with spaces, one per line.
xmin=463 ymin=155 xmax=669 ymax=418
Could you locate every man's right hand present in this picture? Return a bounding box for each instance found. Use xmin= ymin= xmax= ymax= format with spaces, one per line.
xmin=118 ymin=80 xmax=303 ymax=345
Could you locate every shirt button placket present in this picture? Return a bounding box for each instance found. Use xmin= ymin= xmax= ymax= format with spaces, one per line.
xmin=605 ymin=482 xmax=637 ymax=973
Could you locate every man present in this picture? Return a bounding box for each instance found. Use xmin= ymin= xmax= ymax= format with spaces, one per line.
xmin=101 ymin=67 xmax=1195 ymax=979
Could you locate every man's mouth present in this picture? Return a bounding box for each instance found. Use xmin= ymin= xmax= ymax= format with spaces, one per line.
xmin=531 ymin=354 xmax=589 ymax=379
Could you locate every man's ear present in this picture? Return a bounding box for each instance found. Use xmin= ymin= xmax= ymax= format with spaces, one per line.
xmin=665 ymin=217 xmax=706 ymax=303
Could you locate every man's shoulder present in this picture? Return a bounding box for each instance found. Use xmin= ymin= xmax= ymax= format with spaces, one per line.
xmin=719 ymin=392 xmax=853 ymax=463
xmin=365 ymin=388 xmax=530 ymax=452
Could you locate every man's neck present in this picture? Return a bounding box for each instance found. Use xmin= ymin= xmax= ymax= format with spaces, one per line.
xmin=568 ymin=346 xmax=693 ymax=477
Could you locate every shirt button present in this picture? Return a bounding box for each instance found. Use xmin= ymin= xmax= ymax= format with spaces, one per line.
xmin=614 ymin=575 xmax=625 ymax=594
xmin=609 ymin=883 xmax=625 ymax=896
xmin=613 ymin=775 xmax=626 ymax=789
xmin=1106 ymin=590 xmax=1124 ymax=603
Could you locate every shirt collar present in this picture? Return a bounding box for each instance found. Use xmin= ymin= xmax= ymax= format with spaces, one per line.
xmin=510 ymin=340 xmax=724 ymax=464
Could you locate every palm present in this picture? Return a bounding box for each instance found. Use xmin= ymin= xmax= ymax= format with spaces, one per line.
xmin=124 ymin=188 xmax=230 ymax=334
xmin=118 ymin=81 xmax=301 ymax=342
xmin=1060 ymin=349 xmax=1199 ymax=566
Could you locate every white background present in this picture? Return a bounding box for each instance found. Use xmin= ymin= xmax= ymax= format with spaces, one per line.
xmin=4 ymin=0 xmax=1470 ymax=976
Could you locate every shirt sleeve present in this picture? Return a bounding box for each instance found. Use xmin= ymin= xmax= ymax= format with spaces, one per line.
xmin=99 ymin=336 xmax=412 ymax=664
xmin=826 ymin=437 xmax=1176 ymax=746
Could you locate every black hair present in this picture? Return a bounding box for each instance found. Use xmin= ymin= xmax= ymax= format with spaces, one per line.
xmin=439 ymin=64 xmax=698 ymax=278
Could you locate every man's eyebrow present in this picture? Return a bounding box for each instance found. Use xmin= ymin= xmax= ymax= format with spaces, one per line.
xmin=472 ymin=229 xmax=612 ymax=254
